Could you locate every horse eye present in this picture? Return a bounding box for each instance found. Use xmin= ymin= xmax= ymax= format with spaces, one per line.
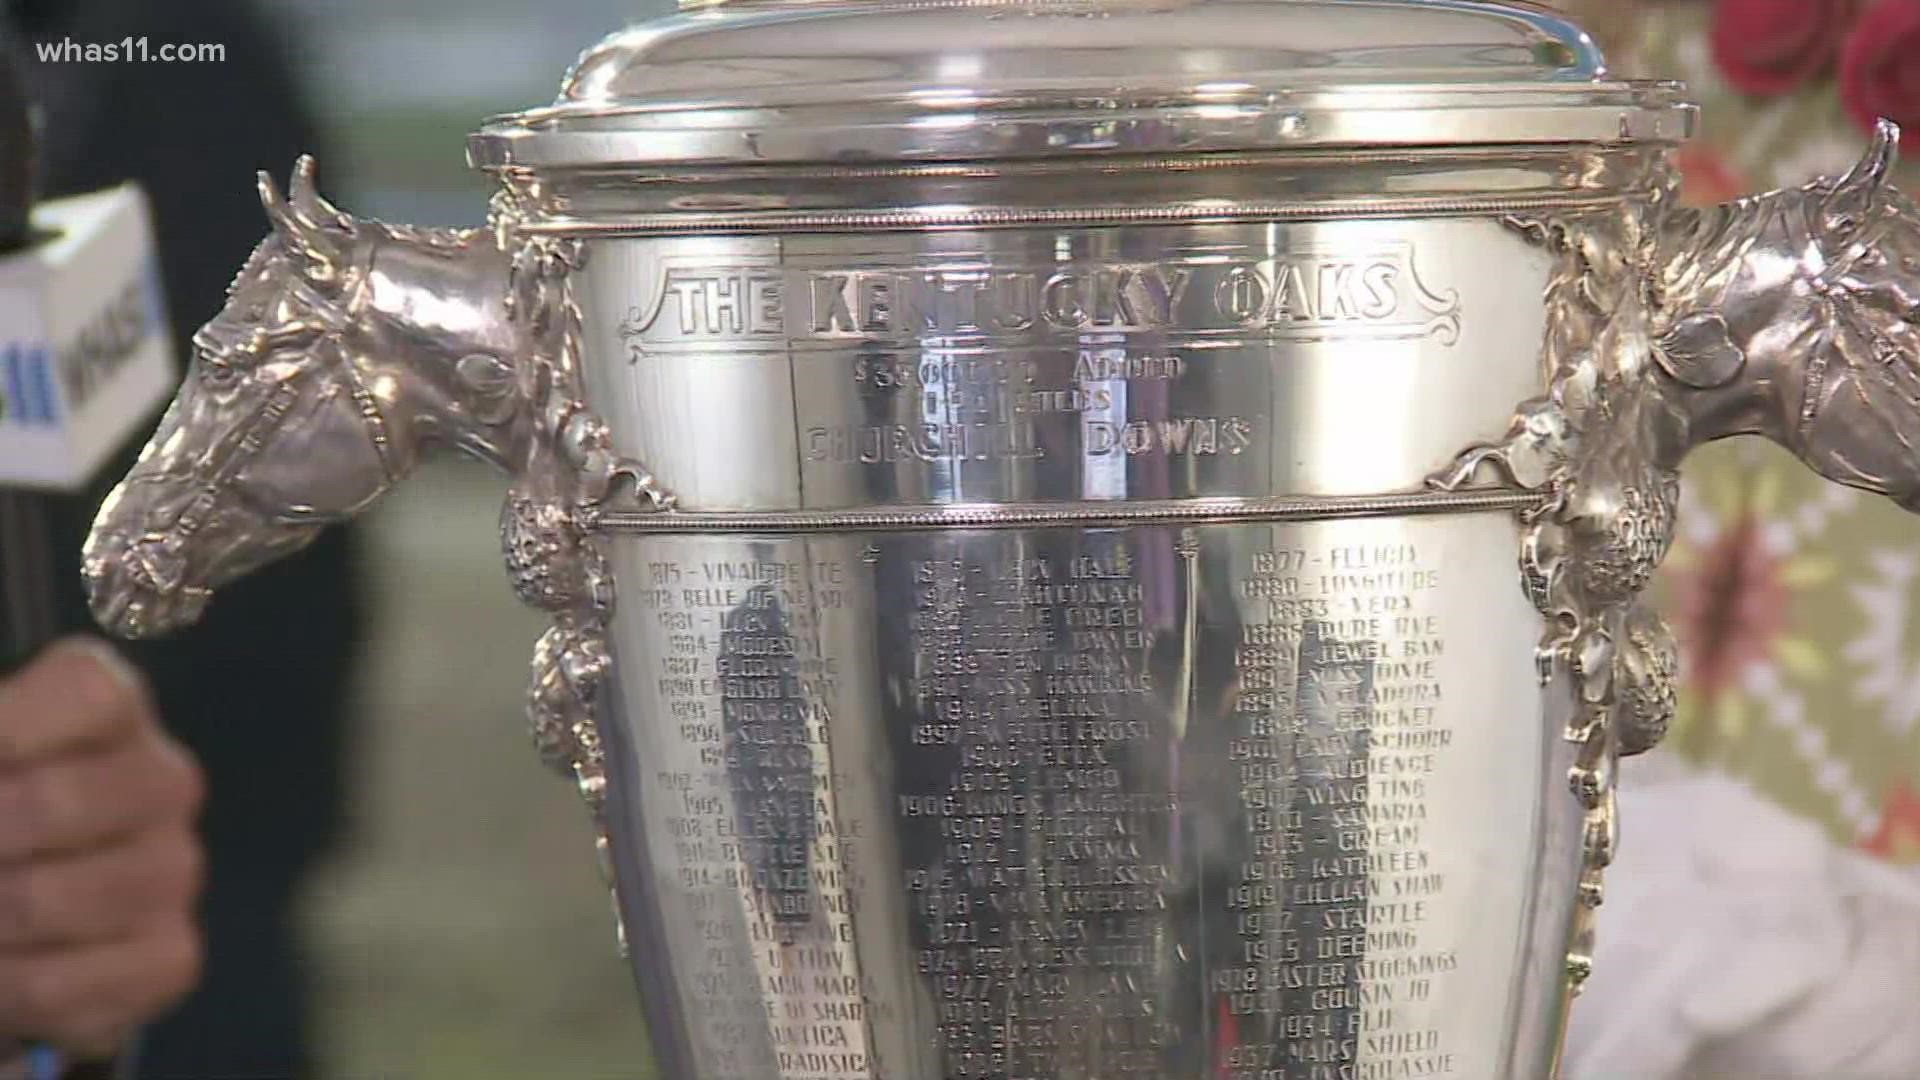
xmin=201 ymin=360 xmax=240 ymax=387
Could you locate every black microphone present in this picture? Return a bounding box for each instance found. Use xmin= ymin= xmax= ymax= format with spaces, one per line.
xmin=0 ymin=41 xmax=171 ymax=669
xmin=0 ymin=29 xmax=172 ymax=1080
xmin=0 ymin=11 xmax=45 ymax=674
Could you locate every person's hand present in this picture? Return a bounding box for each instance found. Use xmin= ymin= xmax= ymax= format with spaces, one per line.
xmin=0 ymin=638 xmax=205 ymax=1060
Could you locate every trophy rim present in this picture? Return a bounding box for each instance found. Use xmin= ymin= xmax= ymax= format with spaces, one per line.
xmin=469 ymin=82 xmax=1697 ymax=171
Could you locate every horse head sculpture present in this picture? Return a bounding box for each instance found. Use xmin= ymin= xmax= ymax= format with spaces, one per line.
xmin=1655 ymin=121 xmax=1920 ymax=505
xmin=1432 ymin=120 xmax=1920 ymax=997
xmin=83 ymin=160 xmax=664 ymax=955
xmin=82 ymin=157 xmax=532 ymax=639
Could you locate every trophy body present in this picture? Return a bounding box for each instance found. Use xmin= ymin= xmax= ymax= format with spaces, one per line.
xmin=579 ymin=215 xmax=1585 ymax=1078
xmin=74 ymin=1 xmax=1920 ymax=1076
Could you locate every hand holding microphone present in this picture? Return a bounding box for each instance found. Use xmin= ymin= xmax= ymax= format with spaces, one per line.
xmin=0 ymin=640 xmax=204 ymax=1066
xmin=0 ymin=24 xmax=192 ymax=1079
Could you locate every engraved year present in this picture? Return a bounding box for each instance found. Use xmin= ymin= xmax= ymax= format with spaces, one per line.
xmin=1252 ymin=550 xmax=1309 ymax=574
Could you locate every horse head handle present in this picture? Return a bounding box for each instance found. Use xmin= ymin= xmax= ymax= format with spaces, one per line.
xmin=1416 ymin=118 xmax=1920 ymax=1003
xmin=81 ymin=159 xmax=650 ymax=954
xmin=1654 ymin=120 xmax=1920 ymax=505
xmin=81 ymin=157 xmax=538 ymax=638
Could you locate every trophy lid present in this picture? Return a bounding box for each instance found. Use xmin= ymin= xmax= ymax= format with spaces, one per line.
xmin=468 ymin=0 xmax=1694 ymax=170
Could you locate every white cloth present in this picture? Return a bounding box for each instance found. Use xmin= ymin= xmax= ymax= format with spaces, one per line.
xmin=1565 ymin=757 xmax=1920 ymax=1079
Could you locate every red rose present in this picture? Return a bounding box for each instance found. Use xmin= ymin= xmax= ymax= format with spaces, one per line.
xmin=1711 ymin=0 xmax=1855 ymax=96
xmin=1843 ymin=0 xmax=1920 ymax=133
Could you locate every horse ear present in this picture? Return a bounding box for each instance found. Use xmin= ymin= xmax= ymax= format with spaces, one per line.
xmin=256 ymin=157 xmax=348 ymax=285
xmin=288 ymin=154 xmax=351 ymax=231
xmin=1655 ymin=311 xmax=1747 ymax=389
xmin=256 ymin=168 xmax=298 ymax=237
xmin=1826 ymin=121 xmax=1903 ymax=234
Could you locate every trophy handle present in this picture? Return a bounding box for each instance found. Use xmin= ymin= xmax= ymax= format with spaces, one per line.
xmin=80 ymin=161 xmax=672 ymax=955
xmin=81 ymin=156 xmax=546 ymax=633
xmin=1654 ymin=121 xmax=1920 ymax=506
xmin=1429 ymin=119 xmax=1920 ymax=998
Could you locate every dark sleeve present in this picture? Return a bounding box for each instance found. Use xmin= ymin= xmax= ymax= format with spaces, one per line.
xmin=31 ymin=0 xmax=363 ymax=879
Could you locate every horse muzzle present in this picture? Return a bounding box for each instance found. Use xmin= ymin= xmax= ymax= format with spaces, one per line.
xmin=80 ymin=532 xmax=212 ymax=639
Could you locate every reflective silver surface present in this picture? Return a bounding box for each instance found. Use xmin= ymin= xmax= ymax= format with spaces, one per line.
xmin=550 ymin=183 xmax=1589 ymax=1079
xmin=471 ymin=0 xmax=1693 ymax=167
xmin=81 ymin=161 xmax=528 ymax=636
xmin=596 ymin=515 xmax=1580 ymax=1079
xmin=69 ymin=0 xmax=1920 ymax=1075
xmin=568 ymin=216 xmax=1553 ymax=510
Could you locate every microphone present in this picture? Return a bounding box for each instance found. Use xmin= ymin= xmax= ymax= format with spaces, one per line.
xmin=0 ymin=183 xmax=173 ymax=490
xmin=0 ymin=31 xmax=173 ymax=1080
xmin=0 ymin=189 xmax=172 ymax=1080
xmin=0 ymin=183 xmax=172 ymax=1080
xmin=0 ymin=181 xmax=175 ymax=652
xmin=0 ymin=72 xmax=173 ymax=673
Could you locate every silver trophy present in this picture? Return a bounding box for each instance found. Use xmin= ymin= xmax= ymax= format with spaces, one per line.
xmin=78 ymin=0 xmax=1920 ymax=1076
